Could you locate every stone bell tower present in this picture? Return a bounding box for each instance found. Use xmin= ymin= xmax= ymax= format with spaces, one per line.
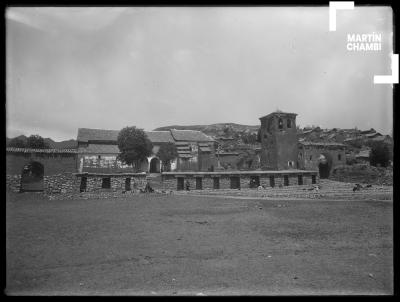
xmin=259 ymin=111 xmax=298 ymax=170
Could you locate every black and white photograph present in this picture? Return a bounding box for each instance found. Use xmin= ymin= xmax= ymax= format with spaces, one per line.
xmin=5 ymin=4 xmax=395 ymax=295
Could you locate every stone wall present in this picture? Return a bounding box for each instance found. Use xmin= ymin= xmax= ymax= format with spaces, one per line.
xmin=6 ymin=172 xmax=79 ymax=194
xmin=160 ymin=171 xmax=318 ymax=191
xmin=76 ymin=173 xmax=148 ymax=193
xmin=6 ymin=175 xmax=22 ymax=193
xmin=44 ymin=173 xmax=79 ymax=194
xmin=7 ymin=172 xmax=148 ymax=195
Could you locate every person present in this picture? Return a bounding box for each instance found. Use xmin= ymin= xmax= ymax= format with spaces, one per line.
xmin=185 ymin=180 xmax=191 ymax=191
xmin=144 ymin=181 xmax=154 ymax=193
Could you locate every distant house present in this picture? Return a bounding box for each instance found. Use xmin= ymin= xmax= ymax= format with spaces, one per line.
xmin=77 ymin=128 xmax=216 ymax=173
xmin=371 ymin=135 xmax=393 ymax=145
xmin=365 ymin=132 xmax=382 ymax=139
xmin=360 ymin=128 xmax=376 ymax=135
xmin=355 ymin=149 xmax=371 ymax=164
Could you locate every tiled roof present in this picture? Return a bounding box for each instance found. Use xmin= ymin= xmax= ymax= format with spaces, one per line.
xmin=77 ymin=128 xmax=119 ymax=142
xmin=371 ymin=135 xmax=392 ymax=142
xmin=259 ymin=111 xmax=298 ymax=120
xmin=299 ymin=142 xmax=345 ymax=147
xmin=198 ymin=142 xmax=211 ymax=147
xmin=145 ymin=131 xmax=174 ymax=143
xmin=78 ymin=144 xmax=120 ymax=154
xmin=6 ymin=147 xmax=78 ymax=154
xmin=356 ymin=150 xmax=370 ymax=158
xmin=78 ymin=128 xmax=210 ymax=143
xmin=217 ymin=152 xmax=239 ymax=156
xmin=365 ymin=132 xmax=382 ymax=138
xmin=170 ymin=129 xmax=214 ymax=142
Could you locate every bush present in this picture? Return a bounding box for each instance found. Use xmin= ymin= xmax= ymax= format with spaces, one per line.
xmin=26 ymin=135 xmax=50 ymax=149
xmin=370 ymin=142 xmax=390 ymax=168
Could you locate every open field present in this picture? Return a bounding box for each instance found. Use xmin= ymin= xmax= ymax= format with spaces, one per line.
xmin=6 ymin=191 xmax=393 ymax=295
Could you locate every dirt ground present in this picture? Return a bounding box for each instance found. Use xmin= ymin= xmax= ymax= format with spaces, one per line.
xmin=6 ymin=192 xmax=393 ymax=295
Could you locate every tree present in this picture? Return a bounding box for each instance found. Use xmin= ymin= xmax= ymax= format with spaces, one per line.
xmin=157 ymin=142 xmax=178 ymax=172
xmin=117 ymin=126 xmax=153 ymax=172
xmin=369 ymin=142 xmax=390 ymax=168
xmin=236 ymin=149 xmax=257 ymax=170
xmin=26 ymin=135 xmax=50 ymax=149
xmin=256 ymin=128 xmax=261 ymax=143
xmin=8 ymin=137 xmax=26 ymax=148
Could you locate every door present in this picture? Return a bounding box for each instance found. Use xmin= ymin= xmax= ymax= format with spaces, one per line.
xmin=177 ymin=177 xmax=184 ymax=191
xmin=196 ymin=178 xmax=203 ymax=190
xmin=20 ymin=162 xmax=44 ymax=192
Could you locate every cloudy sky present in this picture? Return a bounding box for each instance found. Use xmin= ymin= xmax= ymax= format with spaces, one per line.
xmin=6 ymin=6 xmax=393 ymax=141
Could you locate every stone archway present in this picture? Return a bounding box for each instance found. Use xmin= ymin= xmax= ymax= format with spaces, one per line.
xmin=318 ymin=153 xmax=333 ymax=179
xmin=149 ymin=157 xmax=160 ymax=173
xmin=20 ymin=161 xmax=44 ymax=192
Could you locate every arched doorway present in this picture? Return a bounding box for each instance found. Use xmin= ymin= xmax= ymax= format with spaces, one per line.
xmin=318 ymin=153 xmax=333 ymax=179
xmin=149 ymin=157 xmax=160 ymax=173
xmin=20 ymin=161 xmax=44 ymax=192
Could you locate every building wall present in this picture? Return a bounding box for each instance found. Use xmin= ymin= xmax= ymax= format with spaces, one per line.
xmin=78 ymin=154 xmax=135 ymax=173
xmin=299 ymin=145 xmax=346 ymax=171
xmin=6 ymin=152 xmax=77 ymax=176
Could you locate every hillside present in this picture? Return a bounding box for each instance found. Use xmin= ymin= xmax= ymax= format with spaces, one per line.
xmin=6 ymin=135 xmax=77 ymax=149
xmin=154 ymin=123 xmax=260 ymax=137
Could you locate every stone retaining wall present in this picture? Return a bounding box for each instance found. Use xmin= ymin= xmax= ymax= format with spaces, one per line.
xmin=76 ymin=173 xmax=148 ymax=193
xmin=161 ymin=171 xmax=318 ymax=191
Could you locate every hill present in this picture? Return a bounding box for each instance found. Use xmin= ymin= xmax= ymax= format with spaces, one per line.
xmin=154 ymin=123 xmax=260 ymax=137
xmin=6 ymin=135 xmax=77 ymax=149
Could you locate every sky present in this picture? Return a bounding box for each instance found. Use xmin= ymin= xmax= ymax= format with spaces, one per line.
xmin=6 ymin=6 xmax=393 ymax=141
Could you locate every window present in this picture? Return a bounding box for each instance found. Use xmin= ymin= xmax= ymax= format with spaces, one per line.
xmin=278 ymin=118 xmax=283 ymax=130
xmin=177 ymin=177 xmax=184 ymax=191
xmin=98 ymin=155 xmax=101 ymax=160
xmin=312 ymin=175 xmax=316 ymax=184
xmin=338 ymin=154 xmax=342 ymax=161
xmin=284 ymin=175 xmax=289 ymax=186
xmin=287 ymin=119 xmax=292 ymax=128
xmin=102 ymin=177 xmax=111 ymax=189
xmin=213 ymin=177 xmax=220 ymax=189
xmin=299 ymin=152 xmax=303 ymax=158
xmin=309 ymin=155 xmax=312 ymax=160
xmin=196 ymin=177 xmax=203 ymax=190
xmin=269 ymin=176 xmax=275 ymax=187
xmin=250 ymin=176 xmax=260 ymax=188
xmin=230 ymin=176 xmax=241 ymax=189
xmin=298 ymin=175 xmax=303 ymax=185
xmin=80 ymin=177 xmax=87 ymax=192
xmin=125 ymin=178 xmax=131 ymax=191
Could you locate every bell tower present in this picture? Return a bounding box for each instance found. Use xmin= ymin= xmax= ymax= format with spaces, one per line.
xmin=259 ymin=111 xmax=298 ymax=170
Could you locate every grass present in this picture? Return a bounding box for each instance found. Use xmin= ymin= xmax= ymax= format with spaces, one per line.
xmin=6 ymin=192 xmax=393 ymax=295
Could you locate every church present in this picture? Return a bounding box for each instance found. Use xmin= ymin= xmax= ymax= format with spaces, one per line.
xmin=77 ymin=128 xmax=217 ymax=174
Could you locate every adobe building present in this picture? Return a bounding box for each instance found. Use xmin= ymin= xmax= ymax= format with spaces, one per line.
xmin=297 ymin=141 xmax=346 ymax=178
